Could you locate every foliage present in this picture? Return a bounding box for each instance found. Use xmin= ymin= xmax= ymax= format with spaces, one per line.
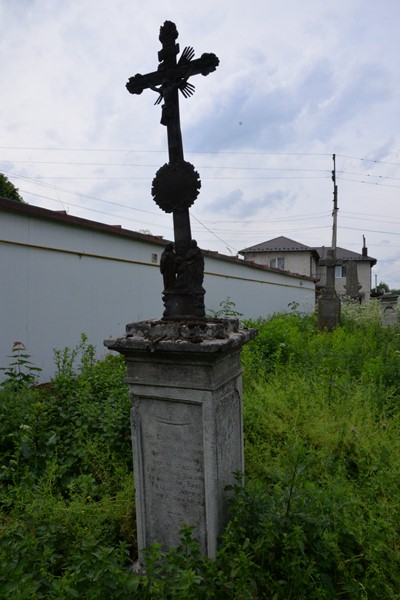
xmin=0 ymin=336 xmax=136 ymax=598
xmin=375 ymin=281 xmax=390 ymax=295
xmin=340 ymin=297 xmax=381 ymax=326
xmin=0 ymin=341 xmax=42 ymax=391
xmin=207 ymin=296 xmax=243 ymax=319
xmin=239 ymin=311 xmax=400 ymax=598
xmin=1 ymin=313 xmax=400 ymax=597
xmin=0 ymin=173 xmax=25 ymax=203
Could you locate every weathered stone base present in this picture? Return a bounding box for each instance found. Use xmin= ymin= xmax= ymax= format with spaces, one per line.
xmin=379 ymin=294 xmax=399 ymax=326
xmin=104 ymin=319 xmax=257 ymax=561
xmin=162 ymin=288 xmax=206 ymax=319
xmin=318 ymin=293 xmax=341 ymax=331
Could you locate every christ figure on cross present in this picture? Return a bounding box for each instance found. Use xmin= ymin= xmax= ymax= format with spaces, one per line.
xmin=126 ymin=21 xmax=219 ymax=319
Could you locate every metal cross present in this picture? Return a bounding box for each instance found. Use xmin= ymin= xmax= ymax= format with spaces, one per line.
xmin=126 ymin=21 xmax=219 ymax=259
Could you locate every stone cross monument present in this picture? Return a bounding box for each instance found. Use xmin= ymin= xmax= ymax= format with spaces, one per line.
xmin=105 ymin=22 xmax=257 ymax=562
xmin=317 ymin=248 xmax=341 ymax=331
xmin=126 ymin=20 xmax=219 ymax=319
xmin=344 ymin=261 xmax=362 ymax=301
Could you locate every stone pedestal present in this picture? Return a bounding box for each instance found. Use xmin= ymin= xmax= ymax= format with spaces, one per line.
xmin=344 ymin=260 xmax=362 ymax=301
xmin=318 ymin=292 xmax=341 ymax=331
xmin=105 ymin=318 xmax=256 ymax=560
xmin=379 ymin=294 xmax=399 ymax=326
xmin=318 ymin=249 xmax=341 ymax=331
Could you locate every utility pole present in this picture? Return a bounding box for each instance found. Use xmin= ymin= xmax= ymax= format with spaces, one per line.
xmin=331 ymin=153 xmax=338 ymax=253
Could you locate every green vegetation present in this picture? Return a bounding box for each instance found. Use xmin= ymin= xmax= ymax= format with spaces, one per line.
xmin=1 ymin=307 xmax=400 ymax=598
xmin=0 ymin=336 xmax=136 ymax=598
xmin=0 ymin=173 xmax=25 ymax=203
xmin=375 ymin=281 xmax=390 ymax=295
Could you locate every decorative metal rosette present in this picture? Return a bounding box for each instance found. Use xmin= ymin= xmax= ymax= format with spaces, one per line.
xmin=151 ymin=161 xmax=201 ymax=213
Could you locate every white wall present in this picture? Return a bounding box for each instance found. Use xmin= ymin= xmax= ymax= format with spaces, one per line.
xmin=204 ymin=254 xmax=315 ymax=317
xmin=0 ymin=200 xmax=315 ymax=381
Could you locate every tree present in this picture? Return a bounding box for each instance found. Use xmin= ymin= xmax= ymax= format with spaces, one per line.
xmin=376 ymin=281 xmax=390 ymax=295
xmin=0 ymin=173 xmax=25 ymax=203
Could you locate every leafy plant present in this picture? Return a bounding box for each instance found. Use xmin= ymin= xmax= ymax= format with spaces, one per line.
xmin=207 ymin=296 xmax=243 ymax=319
xmin=0 ymin=341 xmax=42 ymax=390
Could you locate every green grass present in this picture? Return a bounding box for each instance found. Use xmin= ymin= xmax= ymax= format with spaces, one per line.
xmin=1 ymin=306 xmax=400 ymax=598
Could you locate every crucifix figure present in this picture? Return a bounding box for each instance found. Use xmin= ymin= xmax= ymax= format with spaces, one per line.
xmin=126 ymin=21 xmax=219 ymax=319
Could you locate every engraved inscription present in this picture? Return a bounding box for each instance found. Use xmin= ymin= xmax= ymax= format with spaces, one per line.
xmin=139 ymin=399 xmax=205 ymax=548
xmin=216 ymin=387 xmax=243 ymax=525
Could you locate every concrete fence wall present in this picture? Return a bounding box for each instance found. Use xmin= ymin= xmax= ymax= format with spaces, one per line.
xmin=0 ymin=198 xmax=315 ymax=381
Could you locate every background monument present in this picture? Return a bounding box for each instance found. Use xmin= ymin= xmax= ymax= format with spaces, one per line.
xmin=318 ymin=248 xmax=341 ymax=331
xmin=105 ymin=21 xmax=256 ymax=561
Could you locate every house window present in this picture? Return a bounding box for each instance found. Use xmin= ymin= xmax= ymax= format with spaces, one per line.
xmin=270 ymin=257 xmax=285 ymax=270
xmin=335 ymin=265 xmax=346 ymax=278
xmin=151 ymin=253 xmax=158 ymax=263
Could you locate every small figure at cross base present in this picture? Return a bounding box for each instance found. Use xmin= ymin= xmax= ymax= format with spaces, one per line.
xmin=126 ymin=21 xmax=219 ymax=319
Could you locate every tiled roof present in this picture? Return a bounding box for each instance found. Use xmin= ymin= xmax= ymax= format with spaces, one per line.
xmin=315 ymin=246 xmax=377 ymax=264
xmin=240 ymin=235 xmax=376 ymax=265
xmin=240 ymin=236 xmax=314 ymax=253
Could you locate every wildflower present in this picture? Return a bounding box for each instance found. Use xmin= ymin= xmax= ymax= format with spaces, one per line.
xmin=13 ymin=341 xmax=25 ymax=349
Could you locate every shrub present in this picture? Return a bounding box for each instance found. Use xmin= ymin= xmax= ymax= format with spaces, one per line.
xmin=0 ymin=337 xmax=137 ymax=598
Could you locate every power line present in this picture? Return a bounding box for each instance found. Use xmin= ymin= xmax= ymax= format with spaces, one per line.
xmin=0 ymin=146 xmax=332 ymax=157
xmin=340 ymin=214 xmax=400 ymax=226
xmin=341 ymin=177 xmax=400 ymax=190
xmin=4 ymin=170 xmax=166 ymax=218
xmin=0 ymin=159 xmax=332 ymax=172
xmin=342 ymin=210 xmax=400 ymax=221
xmin=340 ymin=170 xmax=400 ymax=182
xmin=340 ymin=225 xmax=400 ymax=236
xmin=337 ymin=154 xmax=400 ymax=168
xmin=190 ymin=212 xmax=238 ymax=253
xmin=9 ymin=173 xmax=331 ymax=182
xmin=4 ymin=158 xmax=400 ymax=184
xmin=2 ymin=146 xmax=400 ymax=167
xmin=204 ymin=211 xmax=330 ymax=223
xmin=19 ymin=189 xmax=169 ymax=231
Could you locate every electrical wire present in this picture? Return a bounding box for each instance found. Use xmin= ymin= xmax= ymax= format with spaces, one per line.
xmin=19 ymin=189 xmax=170 ymax=231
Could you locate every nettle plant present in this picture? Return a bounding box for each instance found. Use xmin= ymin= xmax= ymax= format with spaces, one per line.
xmin=0 ymin=341 xmax=42 ymax=390
xmin=206 ymin=297 xmax=244 ymax=319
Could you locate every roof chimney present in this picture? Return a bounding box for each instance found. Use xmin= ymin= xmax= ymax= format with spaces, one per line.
xmin=362 ymin=235 xmax=368 ymax=257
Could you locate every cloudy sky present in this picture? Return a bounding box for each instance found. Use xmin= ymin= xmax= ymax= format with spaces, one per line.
xmin=2 ymin=0 xmax=400 ymax=287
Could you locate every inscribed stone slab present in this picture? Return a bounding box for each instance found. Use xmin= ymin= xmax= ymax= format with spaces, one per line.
xmin=133 ymin=398 xmax=206 ymax=549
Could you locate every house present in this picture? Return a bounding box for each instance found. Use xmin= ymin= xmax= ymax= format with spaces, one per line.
xmin=239 ymin=236 xmax=320 ymax=278
xmin=239 ymin=236 xmax=377 ymax=302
